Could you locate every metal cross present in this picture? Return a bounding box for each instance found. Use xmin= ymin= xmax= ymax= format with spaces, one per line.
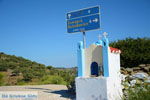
xmin=98 ymin=34 xmax=102 ymax=40
xmin=103 ymin=32 xmax=108 ymax=38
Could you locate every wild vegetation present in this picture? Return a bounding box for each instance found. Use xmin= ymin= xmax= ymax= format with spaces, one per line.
xmin=110 ymin=37 xmax=150 ymax=68
xmin=122 ymin=79 xmax=150 ymax=100
xmin=0 ymin=52 xmax=76 ymax=86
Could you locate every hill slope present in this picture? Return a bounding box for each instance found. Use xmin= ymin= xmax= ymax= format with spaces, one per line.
xmin=0 ymin=52 xmax=47 ymax=85
xmin=0 ymin=52 xmax=76 ymax=86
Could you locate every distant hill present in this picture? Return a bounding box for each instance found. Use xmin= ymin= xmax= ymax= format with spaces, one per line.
xmin=0 ymin=52 xmax=47 ymax=85
xmin=0 ymin=52 xmax=46 ymax=71
xmin=0 ymin=52 xmax=76 ymax=86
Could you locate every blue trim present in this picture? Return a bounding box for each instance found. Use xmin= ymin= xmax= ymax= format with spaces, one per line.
xmin=95 ymin=40 xmax=103 ymax=46
xmin=77 ymin=41 xmax=85 ymax=77
xmin=102 ymin=37 xmax=109 ymax=77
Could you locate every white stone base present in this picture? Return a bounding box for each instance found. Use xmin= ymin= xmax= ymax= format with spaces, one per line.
xmin=75 ymin=77 xmax=122 ymax=100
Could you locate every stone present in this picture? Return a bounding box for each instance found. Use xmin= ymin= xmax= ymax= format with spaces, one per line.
xmin=124 ymin=81 xmax=130 ymax=88
xmin=132 ymin=67 xmax=141 ymax=72
xmin=136 ymin=79 xmax=143 ymax=85
xmin=139 ymin=64 xmax=146 ymax=67
xmin=130 ymin=80 xmax=136 ymax=86
xmin=144 ymin=76 xmax=150 ymax=84
xmin=126 ymin=68 xmax=133 ymax=72
xmin=131 ymin=72 xmax=148 ymax=79
xmin=142 ymin=67 xmax=150 ymax=73
xmin=121 ymin=70 xmax=128 ymax=75
xmin=126 ymin=68 xmax=133 ymax=74
xmin=121 ymin=67 xmax=126 ymax=71
xmin=147 ymin=76 xmax=150 ymax=80
xmin=144 ymin=80 xmax=150 ymax=84
xmin=120 ymin=74 xmax=127 ymax=81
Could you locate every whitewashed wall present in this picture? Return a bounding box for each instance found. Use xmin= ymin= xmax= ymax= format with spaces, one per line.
xmin=84 ymin=44 xmax=103 ymax=77
xmin=76 ymin=77 xmax=107 ymax=100
xmin=108 ymin=48 xmax=121 ymax=78
xmin=107 ymin=48 xmax=122 ymax=100
xmin=76 ymin=77 xmax=122 ymax=100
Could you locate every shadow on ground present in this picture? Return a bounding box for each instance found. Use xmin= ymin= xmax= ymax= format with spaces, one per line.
xmin=46 ymin=90 xmax=75 ymax=99
xmin=27 ymin=87 xmax=75 ymax=99
xmin=27 ymin=87 xmax=52 ymax=91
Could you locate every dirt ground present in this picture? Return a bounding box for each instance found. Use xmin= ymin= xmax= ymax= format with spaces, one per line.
xmin=0 ymin=84 xmax=75 ymax=100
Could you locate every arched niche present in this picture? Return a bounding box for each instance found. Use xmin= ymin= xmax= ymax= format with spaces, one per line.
xmin=91 ymin=62 xmax=99 ymax=77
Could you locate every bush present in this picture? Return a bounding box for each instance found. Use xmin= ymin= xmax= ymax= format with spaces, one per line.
xmin=0 ymin=61 xmax=8 ymax=71
xmin=12 ymin=68 xmax=20 ymax=76
xmin=110 ymin=38 xmax=150 ymax=68
xmin=0 ymin=73 xmax=4 ymax=86
xmin=66 ymin=79 xmax=76 ymax=94
xmin=41 ymin=75 xmax=66 ymax=85
xmin=47 ymin=66 xmax=53 ymax=70
xmin=123 ymin=84 xmax=150 ymax=100
xmin=22 ymin=68 xmax=34 ymax=81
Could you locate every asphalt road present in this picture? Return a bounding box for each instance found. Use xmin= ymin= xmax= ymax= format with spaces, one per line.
xmin=0 ymin=85 xmax=75 ymax=100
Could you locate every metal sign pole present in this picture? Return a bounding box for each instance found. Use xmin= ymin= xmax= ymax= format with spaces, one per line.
xmin=83 ymin=31 xmax=86 ymax=48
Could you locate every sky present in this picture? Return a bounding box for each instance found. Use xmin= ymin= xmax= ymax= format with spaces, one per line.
xmin=0 ymin=0 xmax=150 ymax=67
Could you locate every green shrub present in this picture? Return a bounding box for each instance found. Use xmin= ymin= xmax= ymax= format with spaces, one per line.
xmin=66 ymin=79 xmax=75 ymax=94
xmin=12 ymin=68 xmax=20 ymax=76
xmin=123 ymin=84 xmax=150 ymax=100
xmin=22 ymin=68 xmax=34 ymax=82
xmin=17 ymin=81 xmax=26 ymax=85
xmin=110 ymin=38 xmax=150 ymax=68
xmin=47 ymin=66 xmax=53 ymax=70
xmin=0 ymin=73 xmax=4 ymax=86
xmin=41 ymin=75 xmax=66 ymax=85
xmin=0 ymin=61 xmax=8 ymax=71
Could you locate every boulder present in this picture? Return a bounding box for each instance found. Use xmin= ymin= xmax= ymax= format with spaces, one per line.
xmin=132 ymin=67 xmax=141 ymax=72
xmin=139 ymin=64 xmax=146 ymax=67
xmin=121 ymin=67 xmax=128 ymax=75
xmin=126 ymin=68 xmax=133 ymax=74
xmin=136 ymin=79 xmax=143 ymax=85
xmin=142 ymin=67 xmax=150 ymax=73
xmin=131 ymin=72 xmax=148 ymax=79
xmin=147 ymin=76 xmax=150 ymax=80
xmin=144 ymin=76 xmax=150 ymax=84
xmin=144 ymin=80 xmax=150 ymax=84
xmin=130 ymin=80 xmax=136 ymax=86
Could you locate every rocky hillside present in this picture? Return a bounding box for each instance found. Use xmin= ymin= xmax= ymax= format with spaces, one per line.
xmin=121 ymin=64 xmax=150 ymax=75
xmin=120 ymin=64 xmax=150 ymax=99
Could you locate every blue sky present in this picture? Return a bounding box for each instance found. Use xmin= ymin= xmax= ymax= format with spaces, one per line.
xmin=0 ymin=0 xmax=150 ymax=67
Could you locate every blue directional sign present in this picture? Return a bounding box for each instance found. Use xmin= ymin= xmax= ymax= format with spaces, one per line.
xmin=67 ymin=6 xmax=100 ymax=33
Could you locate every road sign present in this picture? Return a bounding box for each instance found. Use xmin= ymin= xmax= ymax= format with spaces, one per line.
xmin=67 ymin=6 xmax=100 ymax=33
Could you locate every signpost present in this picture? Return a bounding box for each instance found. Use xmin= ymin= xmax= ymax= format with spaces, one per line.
xmin=67 ymin=6 xmax=100 ymax=48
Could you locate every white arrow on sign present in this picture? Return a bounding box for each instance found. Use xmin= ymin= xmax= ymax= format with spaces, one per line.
xmin=93 ymin=18 xmax=98 ymax=23
xmin=89 ymin=18 xmax=98 ymax=23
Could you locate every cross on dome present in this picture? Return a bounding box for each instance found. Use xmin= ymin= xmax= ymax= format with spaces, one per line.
xmin=103 ymin=32 xmax=108 ymax=38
